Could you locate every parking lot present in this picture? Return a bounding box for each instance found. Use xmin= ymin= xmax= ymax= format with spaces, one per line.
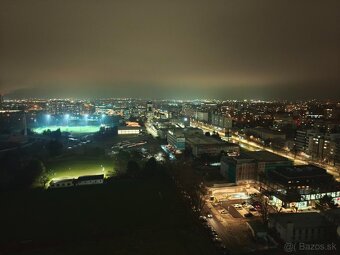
xmin=198 ymin=184 xmax=272 ymax=253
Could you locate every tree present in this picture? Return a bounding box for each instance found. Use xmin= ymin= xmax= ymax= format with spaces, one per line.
xmin=20 ymin=159 xmax=46 ymax=188
xmin=175 ymin=163 xmax=206 ymax=215
xmin=143 ymin=157 xmax=159 ymax=177
xmin=39 ymin=167 xmax=52 ymax=188
xmin=113 ymin=150 xmax=131 ymax=176
xmin=43 ymin=129 xmax=51 ymax=136
xmin=190 ymin=182 xmax=207 ymax=215
xmin=130 ymin=150 xmax=143 ymax=161
xmin=126 ymin=160 xmax=141 ymax=178
xmin=258 ymin=194 xmax=270 ymax=224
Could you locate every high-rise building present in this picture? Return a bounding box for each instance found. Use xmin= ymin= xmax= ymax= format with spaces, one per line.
xmin=195 ymin=111 xmax=209 ymax=122
xmin=211 ymin=113 xmax=232 ymax=129
xmin=0 ymin=94 xmax=3 ymax=109
xmin=146 ymin=101 xmax=153 ymax=120
xmin=295 ymin=129 xmax=316 ymax=153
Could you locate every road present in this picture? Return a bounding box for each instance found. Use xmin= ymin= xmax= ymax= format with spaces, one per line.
xmin=191 ymin=121 xmax=340 ymax=180
xmin=203 ymin=203 xmax=260 ymax=254
xmin=229 ymin=135 xmax=340 ymax=180
xmin=145 ymin=122 xmax=158 ymax=138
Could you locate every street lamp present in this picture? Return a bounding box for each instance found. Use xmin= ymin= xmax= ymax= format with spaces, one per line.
xmin=64 ymin=114 xmax=70 ymax=126
xmin=46 ymin=114 xmax=51 ymax=126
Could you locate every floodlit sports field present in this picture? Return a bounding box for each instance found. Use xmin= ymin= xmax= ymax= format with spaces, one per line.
xmin=47 ymin=159 xmax=115 ymax=182
xmin=33 ymin=125 xmax=100 ymax=134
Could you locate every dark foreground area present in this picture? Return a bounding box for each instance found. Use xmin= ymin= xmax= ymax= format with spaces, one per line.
xmin=0 ymin=178 xmax=217 ymax=255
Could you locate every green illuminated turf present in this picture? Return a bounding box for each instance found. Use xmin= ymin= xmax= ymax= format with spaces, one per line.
xmin=33 ymin=125 xmax=100 ymax=134
xmin=47 ymin=160 xmax=114 ymax=181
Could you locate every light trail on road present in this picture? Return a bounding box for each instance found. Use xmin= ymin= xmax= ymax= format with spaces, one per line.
xmin=191 ymin=122 xmax=340 ymax=181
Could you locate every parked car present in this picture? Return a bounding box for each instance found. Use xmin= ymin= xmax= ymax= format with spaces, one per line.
xmin=213 ymin=237 xmax=222 ymax=243
xmin=199 ymin=216 xmax=207 ymax=221
xmin=203 ymin=222 xmax=210 ymax=229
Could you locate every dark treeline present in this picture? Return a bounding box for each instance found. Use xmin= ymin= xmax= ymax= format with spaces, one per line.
xmin=113 ymin=150 xmax=165 ymax=180
xmin=0 ymin=149 xmax=45 ymax=190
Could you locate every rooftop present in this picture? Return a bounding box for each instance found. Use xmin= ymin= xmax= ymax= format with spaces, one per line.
xmin=221 ymin=153 xmax=255 ymax=164
xmin=50 ymin=178 xmax=74 ymax=184
xmin=273 ymin=165 xmax=330 ymax=178
xmin=77 ymin=174 xmax=104 ymax=181
xmin=187 ymin=135 xmax=237 ymax=146
xmin=243 ymin=151 xmax=291 ymax=162
xmin=247 ymin=220 xmax=267 ymax=233
xmin=118 ymin=126 xmax=143 ymax=130
xmin=269 ymin=212 xmax=330 ymax=229
xmin=250 ymin=127 xmax=285 ymax=135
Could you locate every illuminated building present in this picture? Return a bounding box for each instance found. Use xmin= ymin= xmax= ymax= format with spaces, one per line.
xmin=260 ymin=165 xmax=340 ymax=209
xmin=49 ymin=179 xmax=75 ymax=188
xmin=211 ymin=113 xmax=232 ymax=129
xmin=118 ymin=126 xmax=144 ymax=135
xmin=220 ymin=151 xmax=292 ymax=183
xmin=195 ymin=111 xmax=209 ymax=122
xmin=166 ymin=127 xmax=202 ymax=151
xmin=76 ymin=174 xmax=104 ymax=186
xmin=167 ymin=129 xmax=185 ymax=151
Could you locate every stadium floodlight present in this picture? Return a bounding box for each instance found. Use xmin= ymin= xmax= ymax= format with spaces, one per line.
xmin=46 ymin=114 xmax=51 ymax=119
xmin=101 ymin=114 xmax=106 ymax=118
xmin=65 ymin=114 xmax=70 ymax=119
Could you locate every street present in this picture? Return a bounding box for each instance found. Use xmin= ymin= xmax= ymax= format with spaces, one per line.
xmin=191 ymin=121 xmax=340 ymax=181
xmin=203 ymin=202 xmax=262 ymax=254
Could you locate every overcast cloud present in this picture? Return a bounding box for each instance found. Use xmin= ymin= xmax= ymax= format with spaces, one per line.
xmin=1 ymin=0 xmax=339 ymax=99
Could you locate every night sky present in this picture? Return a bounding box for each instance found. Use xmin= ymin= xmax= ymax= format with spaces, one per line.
xmin=1 ymin=0 xmax=339 ymax=99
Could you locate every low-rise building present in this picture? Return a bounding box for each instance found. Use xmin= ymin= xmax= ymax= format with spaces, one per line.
xmin=166 ymin=127 xmax=203 ymax=151
xmin=76 ymin=174 xmax=104 ymax=186
xmin=243 ymin=151 xmax=293 ymax=176
xmin=261 ymin=165 xmax=340 ymax=209
xmin=186 ymin=135 xmax=239 ymax=157
xmin=247 ymin=221 xmax=268 ymax=240
xmin=50 ymin=174 xmax=104 ymax=188
xmin=118 ymin=126 xmax=144 ymax=135
xmin=49 ymin=178 xmax=75 ymax=188
xmin=268 ymin=212 xmax=333 ymax=243
xmin=220 ymin=151 xmax=293 ymax=183
xmin=321 ymin=208 xmax=340 ymax=240
xmin=247 ymin=128 xmax=286 ymax=141
xmin=220 ymin=154 xmax=257 ymax=183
